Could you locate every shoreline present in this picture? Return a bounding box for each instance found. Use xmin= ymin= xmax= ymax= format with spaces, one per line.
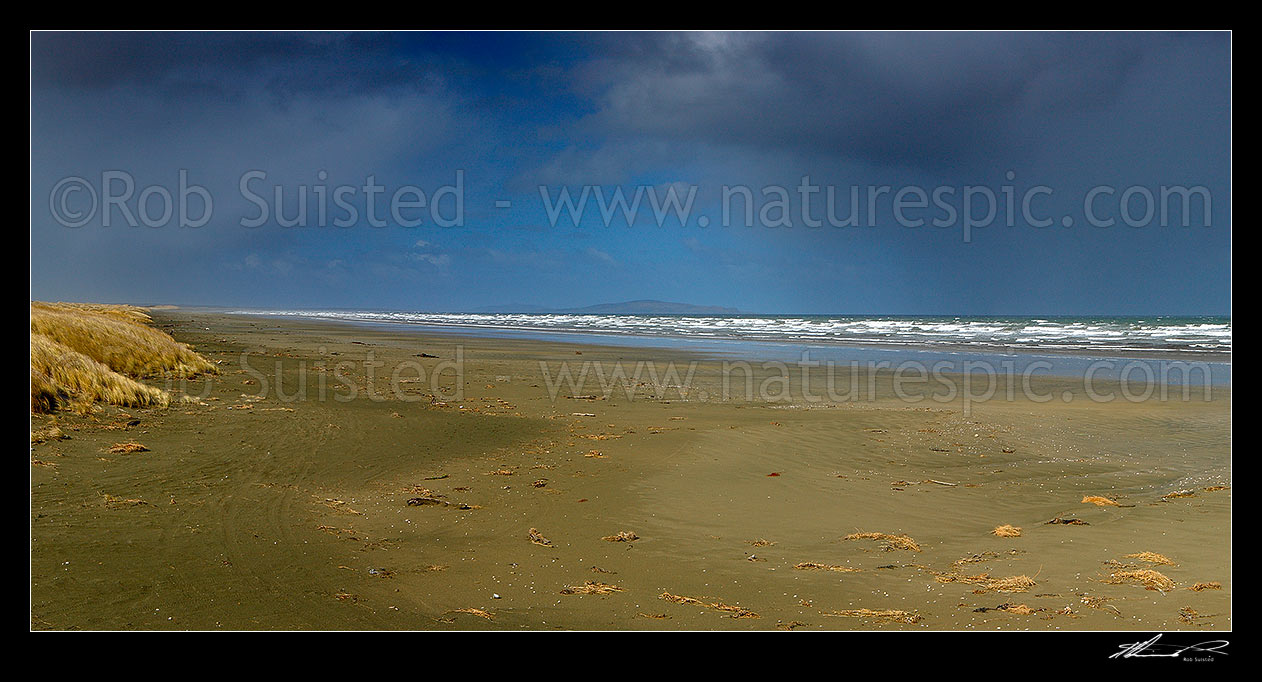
xmin=205 ymin=307 xmax=1232 ymax=365
xmin=31 ymin=309 xmax=1231 ymax=630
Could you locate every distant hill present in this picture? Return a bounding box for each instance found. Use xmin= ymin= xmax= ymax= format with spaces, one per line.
xmin=473 ymin=300 xmax=740 ymax=314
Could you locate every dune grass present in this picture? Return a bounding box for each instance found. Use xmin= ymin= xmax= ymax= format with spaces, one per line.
xmin=31 ymin=302 xmax=215 ymax=378
xmin=30 ymin=302 xmax=215 ymax=414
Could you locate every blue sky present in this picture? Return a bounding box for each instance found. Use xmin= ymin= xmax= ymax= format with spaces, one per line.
xmin=30 ymin=31 xmax=1231 ymax=314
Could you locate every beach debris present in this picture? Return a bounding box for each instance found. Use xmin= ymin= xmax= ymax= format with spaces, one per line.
xmin=487 ymin=468 xmax=515 ymax=476
xmin=320 ymin=498 xmax=363 ymax=515
xmin=531 ymin=479 xmax=548 ymax=488
xmin=659 ymin=592 xmax=759 ymax=619
xmin=637 ymin=612 xmax=670 ymax=620
xmin=1203 ymin=485 xmax=1230 ymax=492
xmin=102 ymin=493 xmax=149 ymax=508
xmin=822 ymin=608 xmax=921 ymax=624
xmin=1178 ymin=607 xmax=1203 ymax=624
xmin=953 ymin=551 xmax=1000 ymax=568
xmin=423 ymin=474 xmax=449 ymax=480
xmin=794 ymin=562 xmax=860 ymax=573
xmin=1081 ymin=495 xmax=1120 ymax=507
xmin=1104 ymin=569 xmax=1176 ymax=593
xmin=660 ymin=592 xmax=707 ymax=606
xmin=925 ymin=479 xmax=958 ymax=487
xmin=584 ymin=450 xmax=607 ymax=458
xmin=560 ymin=581 xmax=623 ymax=595
xmin=935 ymin=572 xmax=1037 ymax=593
xmin=1078 ymin=595 xmax=1120 ymax=614
xmin=992 ymin=524 xmax=1023 ymax=538
xmin=31 ymin=425 xmax=68 ymax=444
xmin=445 ymin=607 xmax=494 ymax=620
xmin=843 ymin=532 xmax=921 ymax=552
xmin=973 ymin=603 xmax=1036 ymax=615
xmin=766 ymin=472 xmax=782 ymax=477
xmin=1188 ymin=581 xmax=1222 ymax=592
xmin=406 ymin=496 xmax=481 ymax=510
xmin=602 ymin=531 xmax=639 ymax=542
xmin=1124 ymin=552 xmax=1176 ymax=566
xmin=528 ymin=527 xmax=553 ymax=547
xmin=777 ymin=620 xmax=808 ymax=630
xmin=749 ymin=539 xmax=776 ymax=547
xmin=1162 ymin=489 xmax=1197 ymax=500
xmin=107 ymin=441 xmax=149 ymax=454
xmin=1046 ymin=516 xmax=1089 ymax=525
xmin=980 ymin=575 xmax=1038 ymax=593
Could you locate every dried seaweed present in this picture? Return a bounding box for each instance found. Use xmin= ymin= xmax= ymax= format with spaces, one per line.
xmin=843 ymin=531 xmax=921 ymax=552
xmin=822 ymin=608 xmax=921 ymax=624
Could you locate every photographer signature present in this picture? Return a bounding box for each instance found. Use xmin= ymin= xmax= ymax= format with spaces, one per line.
xmin=1111 ymin=634 xmax=1229 ymax=659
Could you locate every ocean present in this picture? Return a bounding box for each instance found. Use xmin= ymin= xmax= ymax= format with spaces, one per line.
xmin=227 ymin=311 xmax=1231 ymax=357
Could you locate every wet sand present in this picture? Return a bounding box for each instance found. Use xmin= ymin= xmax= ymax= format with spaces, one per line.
xmin=30 ymin=311 xmax=1231 ymax=630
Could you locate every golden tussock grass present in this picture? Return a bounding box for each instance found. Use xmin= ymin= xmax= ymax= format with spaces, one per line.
xmin=1124 ymin=552 xmax=1176 ymax=566
xmin=31 ymin=302 xmax=215 ymax=378
xmin=1105 ymin=569 xmax=1176 ymax=593
xmin=822 ymin=608 xmax=921 ymax=624
xmin=31 ymin=302 xmax=215 ymax=414
xmin=843 ymin=531 xmax=921 ymax=552
xmin=1082 ymin=495 xmax=1120 ymax=507
xmin=32 ymin=335 xmax=170 ymax=413
xmin=107 ymin=441 xmax=149 ymax=454
xmin=1188 ymin=581 xmax=1222 ymax=592
xmin=992 ymin=524 xmax=1023 ymax=537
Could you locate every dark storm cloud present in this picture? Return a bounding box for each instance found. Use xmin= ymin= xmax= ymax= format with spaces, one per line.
xmin=31 ymin=32 xmax=450 ymax=102
xmin=563 ymin=32 xmax=1193 ymax=171
xmin=33 ymin=31 xmax=1193 ymax=173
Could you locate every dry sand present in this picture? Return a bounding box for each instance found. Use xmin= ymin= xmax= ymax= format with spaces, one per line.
xmin=30 ymin=311 xmax=1231 ymax=630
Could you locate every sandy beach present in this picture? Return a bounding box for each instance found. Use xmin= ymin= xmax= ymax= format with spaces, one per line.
xmin=29 ymin=310 xmax=1230 ymax=630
